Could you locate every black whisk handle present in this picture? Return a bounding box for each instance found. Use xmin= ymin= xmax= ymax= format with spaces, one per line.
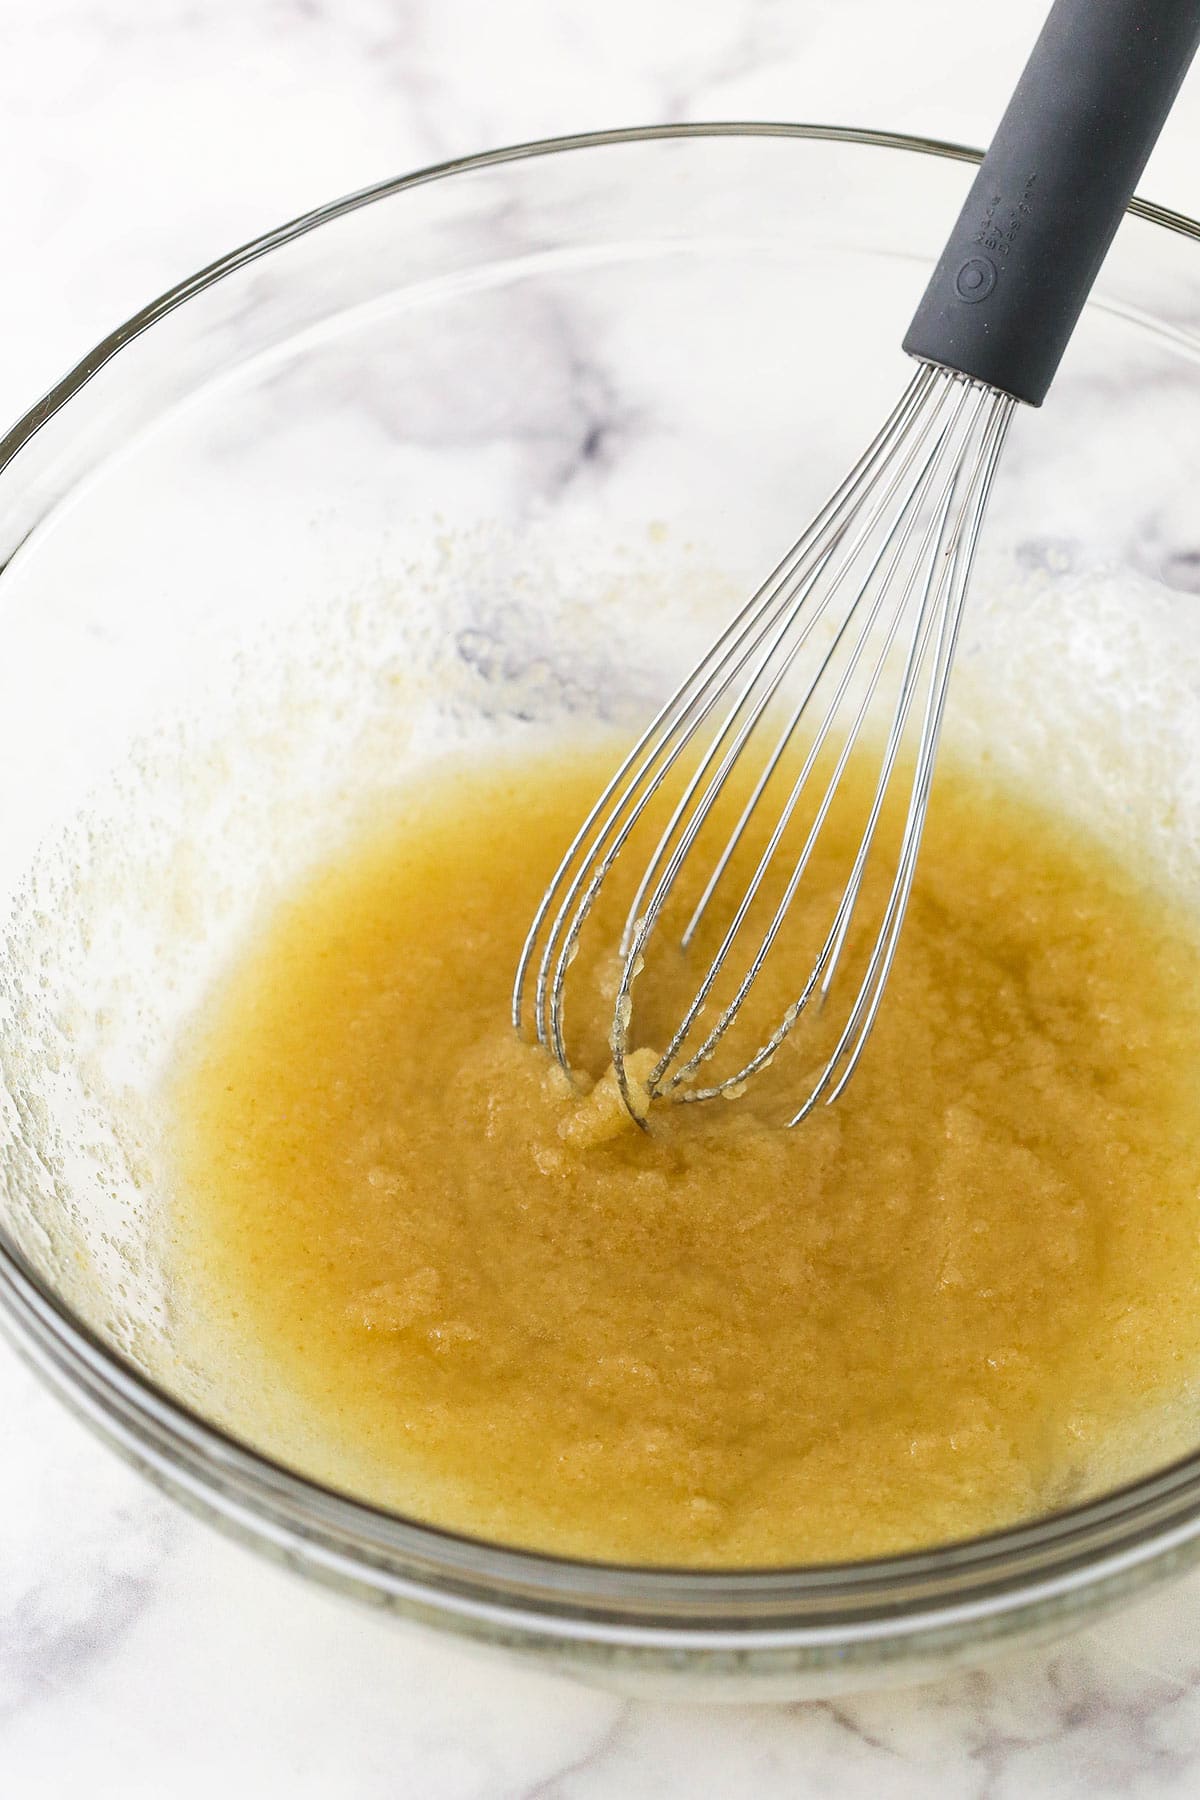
xmin=903 ymin=0 xmax=1200 ymax=406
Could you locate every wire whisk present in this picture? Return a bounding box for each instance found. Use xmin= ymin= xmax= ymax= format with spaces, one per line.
xmin=515 ymin=0 xmax=1200 ymax=1124
xmin=514 ymin=366 xmax=1013 ymax=1124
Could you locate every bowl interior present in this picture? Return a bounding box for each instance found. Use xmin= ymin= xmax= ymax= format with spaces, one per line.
xmin=4 ymin=128 xmax=1200 ymax=1563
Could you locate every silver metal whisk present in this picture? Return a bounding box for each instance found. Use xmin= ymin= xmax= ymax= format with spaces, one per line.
xmin=514 ymin=367 xmax=1012 ymax=1124
xmin=515 ymin=0 xmax=1200 ymax=1126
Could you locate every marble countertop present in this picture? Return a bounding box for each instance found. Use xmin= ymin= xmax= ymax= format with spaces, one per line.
xmin=7 ymin=1 xmax=1200 ymax=1793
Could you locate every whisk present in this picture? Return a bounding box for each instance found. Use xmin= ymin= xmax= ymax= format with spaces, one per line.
xmin=515 ymin=0 xmax=1200 ymax=1127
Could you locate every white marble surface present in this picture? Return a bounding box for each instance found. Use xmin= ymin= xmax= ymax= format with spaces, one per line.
xmin=7 ymin=1 xmax=1200 ymax=1793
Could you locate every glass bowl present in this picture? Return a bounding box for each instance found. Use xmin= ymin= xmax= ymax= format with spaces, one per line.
xmin=3 ymin=124 xmax=1200 ymax=1702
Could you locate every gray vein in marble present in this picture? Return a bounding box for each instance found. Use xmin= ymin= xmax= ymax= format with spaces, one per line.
xmin=0 ymin=1375 xmax=178 ymax=1731
xmin=515 ymin=1705 xmax=632 ymax=1800
xmin=2 ymin=1537 xmax=158 ymax=1726
xmin=662 ymin=0 xmax=802 ymax=125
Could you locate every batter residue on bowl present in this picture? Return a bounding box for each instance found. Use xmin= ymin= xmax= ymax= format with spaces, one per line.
xmin=168 ymin=744 xmax=1200 ymax=1565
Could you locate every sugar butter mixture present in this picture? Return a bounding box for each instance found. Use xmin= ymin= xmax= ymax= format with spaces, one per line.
xmin=169 ymin=747 xmax=1200 ymax=1565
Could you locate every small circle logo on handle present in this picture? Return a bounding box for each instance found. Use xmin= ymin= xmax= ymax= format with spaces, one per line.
xmin=955 ymin=256 xmax=997 ymax=303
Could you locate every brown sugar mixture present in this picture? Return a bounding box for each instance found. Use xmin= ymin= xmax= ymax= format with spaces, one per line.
xmin=168 ymin=745 xmax=1200 ymax=1565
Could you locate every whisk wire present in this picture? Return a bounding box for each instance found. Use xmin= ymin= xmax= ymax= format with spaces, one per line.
xmin=514 ymin=362 xmax=1017 ymax=1125
xmin=793 ymin=390 xmax=1015 ymax=1122
xmin=613 ymin=373 xmax=971 ymax=991
xmin=654 ymin=437 xmax=967 ymax=1098
xmin=641 ymin=378 xmax=982 ymax=1094
xmin=673 ymin=387 xmax=1014 ymax=1113
xmin=513 ymin=364 xmax=938 ymax=1066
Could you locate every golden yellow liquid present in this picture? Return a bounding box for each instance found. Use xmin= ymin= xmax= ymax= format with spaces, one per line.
xmin=169 ymin=746 xmax=1200 ymax=1565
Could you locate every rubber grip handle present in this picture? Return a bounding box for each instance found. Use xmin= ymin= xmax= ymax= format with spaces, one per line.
xmin=903 ymin=0 xmax=1200 ymax=405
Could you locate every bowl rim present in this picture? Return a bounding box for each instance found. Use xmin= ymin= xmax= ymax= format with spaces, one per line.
xmin=5 ymin=119 xmax=1200 ymax=1649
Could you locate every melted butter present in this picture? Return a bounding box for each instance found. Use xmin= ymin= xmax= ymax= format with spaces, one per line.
xmin=168 ymin=745 xmax=1200 ymax=1565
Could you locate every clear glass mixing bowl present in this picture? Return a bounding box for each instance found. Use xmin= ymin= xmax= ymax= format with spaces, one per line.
xmin=3 ymin=125 xmax=1200 ymax=1701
